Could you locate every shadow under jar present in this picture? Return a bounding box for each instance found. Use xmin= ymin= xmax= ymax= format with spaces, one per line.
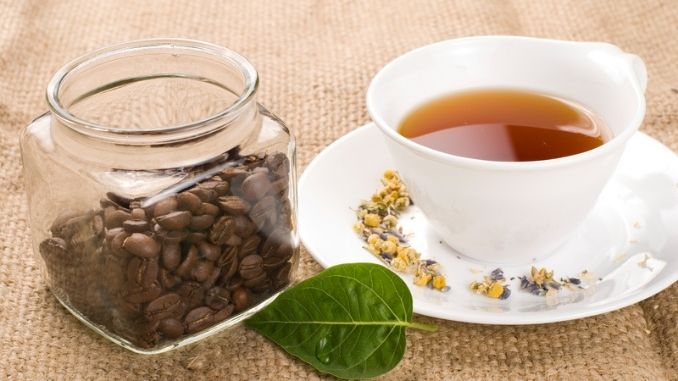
xmin=20 ymin=39 xmax=298 ymax=354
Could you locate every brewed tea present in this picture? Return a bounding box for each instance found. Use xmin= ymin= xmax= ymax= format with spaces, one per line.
xmin=398 ymin=89 xmax=610 ymax=161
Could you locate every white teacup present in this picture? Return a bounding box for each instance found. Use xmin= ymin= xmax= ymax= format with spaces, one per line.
xmin=367 ymin=36 xmax=647 ymax=264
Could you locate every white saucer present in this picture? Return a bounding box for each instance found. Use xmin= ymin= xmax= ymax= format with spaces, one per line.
xmin=298 ymin=123 xmax=678 ymax=324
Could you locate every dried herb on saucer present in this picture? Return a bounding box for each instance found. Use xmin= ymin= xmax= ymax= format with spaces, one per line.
xmin=519 ymin=266 xmax=588 ymax=297
xmin=469 ymin=268 xmax=511 ymax=299
xmin=352 ymin=170 xmax=448 ymax=291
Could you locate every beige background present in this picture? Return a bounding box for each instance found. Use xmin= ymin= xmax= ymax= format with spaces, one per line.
xmin=0 ymin=0 xmax=676 ymax=379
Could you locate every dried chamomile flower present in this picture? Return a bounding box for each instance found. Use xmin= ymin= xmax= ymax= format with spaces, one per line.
xmin=363 ymin=213 xmax=381 ymax=227
xmin=431 ymin=275 xmax=447 ymax=290
xmin=415 ymin=260 xmax=449 ymax=291
xmin=414 ymin=272 xmax=432 ymax=286
xmin=519 ymin=266 xmax=561 ymax=296
xmin=382 ymin=215 xmax=398 ymax=228
xmin=519 ymin=266 xmax=601 ymax=298
xmin=469 ymin=268 xmax=510 ymax=300
xmin=353 ymin=170 xmax=448 ymax=292
xmin=519 ymin=266 xmax=591 ymax=296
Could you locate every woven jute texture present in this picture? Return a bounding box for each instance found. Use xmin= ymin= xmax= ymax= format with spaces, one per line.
xmin=1 ymin=0 xmax=676 ymax=379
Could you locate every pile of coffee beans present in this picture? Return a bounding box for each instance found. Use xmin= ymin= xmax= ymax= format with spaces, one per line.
xmin=39 ymin=152 xmax=295 ymax=348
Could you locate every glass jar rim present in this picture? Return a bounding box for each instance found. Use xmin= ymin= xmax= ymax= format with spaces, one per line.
xmin=46 ymin=38 xmax=259 ymax=137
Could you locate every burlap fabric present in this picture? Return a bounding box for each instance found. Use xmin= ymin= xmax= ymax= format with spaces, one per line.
xmin=0 ymin=0 xmax=676 ymax=379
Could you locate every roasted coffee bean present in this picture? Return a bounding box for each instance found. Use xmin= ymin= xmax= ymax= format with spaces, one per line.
xmin=200 ymin=180 xmax=230 ymax=196
xmin=233 ymin=215 xmax=256 ymax=238
xmin=184 ymin=306 xmax=215 ymax=333
xmin=249 ymin=196 xmax=277 ymax=231
xmin=154 ymin=226 xmax=188 ymax=244
xmin=209 ymin=216 xmax=235 ymax=245
xmin=263 ymin=255 xmax=287 ymax=271
xmin=282 ymin=204 xmax=293 ymax=222
xmin=156 ymin=210 xmax=192 ymax=230
xmin=252 ymin=166 xmax=269 ymax=175
xmin=197 ymin=202 xmax=220 ymax=216
xmin=274 ymin=263 xmax=292 ymax=287
xmin=264 ymin=153 xmax=289 ymax=179
xmin=225 ymin=276 xmax=244 ymax=291
xmin=189 ymin=214 xmax=215 ymax=231
xmin=144 ymin=293 xmax=185 ymax=321
xmin=104 ymin=207 xmax=132 ymax=229
xmin=161 ymin=243 xmax=181 ymax=270
xmin=269 ymin=178 xmax=289 ymax=196
xmin=60 ymin=215 xmax=97 ymax=251
xmin=217 ymin=246 xmax=238 ymax=267
xmin=275 ymin=242 xmax=294 ymax=260
xmin=222 ymin=255 xmax=239 ymax=281
xmin=188 ymin=187 xmax=216 ymax=203
xmin=243 ymin=271 xmax=268 ymax=288
xmin=159 ymin=318 xmax=184 ymax=339
xmin=117 ymin=300 xmax=142 ymax=319
xmin=239 ymin=255 xmax=264 ymax=280
xmin=212 ymin=305 xmax=235 ymax=322
xmin=106 ymin=192 xmax=132 ymax=209
xmin=198 ymin=242 xmax=221 ymax=261
xmin=251 ymin=277 xmax=272 ymax=293
xmin=123 ymin=219 xmax=150 ymax=233
xmin=50 ymin=210 xmax=83 ymax=237
xmin=205 ymin=287 xmax=230 ymax=310
xmin=105 ymin=227 xmax=124 ymax=243
xmin=241 ymin=172 xmax=272 ymax=201
xmin=127 ymin=257 xmax=159 ymax=288
xmin=224 ymin=235 xmax=242 ymax=247
xmin=143 ymin=204 xmax=155 ymax=217
xmin=185 ymin=231 xmax=207 ymax=244
xmin=177 ymin=191 xmax=202 ymax=213
xmin=91 ymin=215 xmax=105 ymax=237
xmin=39 ymin=237 xmax=68 ymax=261
xmin=110 ymin=230 xmax=130 ymax=256
xmin=262 ymin=228 xmax=293 ymax=258
xmin=153 ymin=196 xmax=178 ymax=217
xmin=159 ymin=269 xmax=181 ymax=289
xmin=232 ymin=287 xmax=249 ymax=312
xmin=217 ymin=196 xmax=251 ymax=215
xmin=191 ymin=260 xmax=215 ymax=282
xmin=176 ymin=281 xmax=205 ymax=308
xmin=244 ymin=154 xmax=264 ymax=169
xmin=123 ymin=233 xmax=160 ymax=258
xmin=126 ymin=282 xmax=162 ymax=304
xmin=100 ymin=198 xmax=118 ymax=210
xmin=203 ymin=267 xmax=222 ymax=289
xmin=219 ymin=166 xmax=248 ymax=180
xmin=240 ymin=235 xmax=261 ymax=258
xmin=138 ymin=321 xmax=161 ymax=349
xmin=218 ymin=247 xmax=239 ymax=280
xmin=176 ymin=245 xmax=199 ymax=279
xmin=130 ymin=208 xmax=147 ymax=220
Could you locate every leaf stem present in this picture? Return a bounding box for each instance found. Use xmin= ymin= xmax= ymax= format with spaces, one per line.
xmin=407 ymin=321 xmax=438 ymax=332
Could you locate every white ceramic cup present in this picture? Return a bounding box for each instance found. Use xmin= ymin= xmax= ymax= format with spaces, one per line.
xmin=367 ymin=36 xmax=647 ymax=264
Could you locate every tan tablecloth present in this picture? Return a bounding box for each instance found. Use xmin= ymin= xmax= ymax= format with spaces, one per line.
xmin=0 ymin=1 xmax=676 ymax=379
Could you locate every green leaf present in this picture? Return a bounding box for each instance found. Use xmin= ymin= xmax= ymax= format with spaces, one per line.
xmin=245 ymin=263 xmax=436 ymax=379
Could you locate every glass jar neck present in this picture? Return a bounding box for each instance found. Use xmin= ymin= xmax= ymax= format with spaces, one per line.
xmin=47 ymin=39 xmax=260 ymax=169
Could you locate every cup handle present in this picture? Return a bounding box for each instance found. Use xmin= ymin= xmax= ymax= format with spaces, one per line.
xmin=625 ymin=54 xmax=647 ymax=93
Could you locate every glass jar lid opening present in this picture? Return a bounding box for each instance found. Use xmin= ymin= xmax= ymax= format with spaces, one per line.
xmin=46 ymin=39 xmax=259 ymax=143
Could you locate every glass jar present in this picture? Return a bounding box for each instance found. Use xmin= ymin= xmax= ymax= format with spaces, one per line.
xmin=20 ymin=39 xmax=298 ymax=354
